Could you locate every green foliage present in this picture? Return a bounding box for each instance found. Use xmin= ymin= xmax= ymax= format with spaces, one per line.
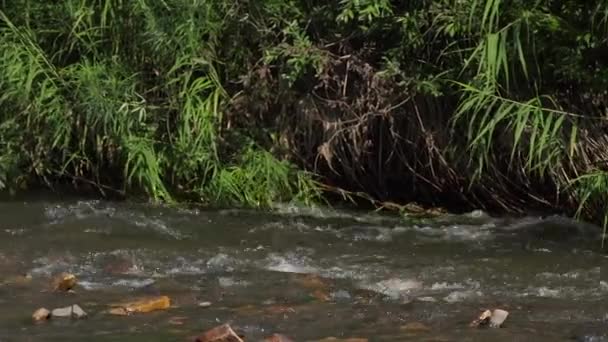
xmin=0 ymin=1 xmax=320 ymax=207
xmin=448 ymin=0 xmax=608 ymax=239
xmin=1 ymin=0 xmax=607 ymax=241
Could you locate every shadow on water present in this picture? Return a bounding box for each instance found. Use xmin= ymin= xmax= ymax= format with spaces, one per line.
xmin=0 ymin=199 xmax=605 ymax=341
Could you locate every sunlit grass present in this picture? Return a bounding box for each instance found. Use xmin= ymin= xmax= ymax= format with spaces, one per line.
xmin=0 ymin=2 xmax=319 ymax=207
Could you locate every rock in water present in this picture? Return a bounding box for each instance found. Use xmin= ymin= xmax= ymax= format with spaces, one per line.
xmin=51 ymin=304 xmax=87 ymax=319
xmin=194 ymin=323 xmax=244 ymax=342
xmin=52 ymin=272 xmax=77 ymax=292
xmin=469 ymin=309 xmax=492 ymax=327
xmin=489 ymin=309 xmax=509 ymax=327
xmin=32 ymin=308 xmax=50 ymax=322
xmin=71 ymin=304 xmax=87 ymax=319
xmin=51 ymin=307 xmax=72 ymax=318
xmin=469 ymin=308 xmax=509 ymax=328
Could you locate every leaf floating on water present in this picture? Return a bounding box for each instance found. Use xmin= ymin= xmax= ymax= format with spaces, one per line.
xmin=108 ymin=295 xmax=171 ymax=315
xmin=469 ymin=308 xmax=509 ymax=328
xmin=32 ymin=308 xmax=51 ymax=322
xmin=264 ymin=333 xmax=295 ymax=342
xmin=194 ymin=323 xmax=244 ymax=342
xmin=52 ymin=272 xmax=77 ymax=292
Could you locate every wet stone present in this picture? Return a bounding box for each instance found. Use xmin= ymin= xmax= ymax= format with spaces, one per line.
xmin=52 ymin=272 xmax=77 ymax=292
xmin=489 ymin=309 xmax=509 ymax=327
xmin=51 ymin=304 xmax=87 ymax=319
xmin=32 ymin=308 xmax=50 ymax=322
xmin=469 ymin=309 xmax=509 ymax=328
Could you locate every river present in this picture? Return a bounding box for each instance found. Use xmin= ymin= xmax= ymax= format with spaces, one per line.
xmin=0 ymin=199 xmax=605 ymax=341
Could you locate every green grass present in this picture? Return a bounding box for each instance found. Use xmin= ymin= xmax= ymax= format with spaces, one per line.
xmin=0 ymin=0 xmax=607 ymax=245
xmin=0 ymin=1 xmax=320 ymax=207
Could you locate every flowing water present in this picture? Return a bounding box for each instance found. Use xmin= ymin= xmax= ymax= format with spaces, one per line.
xmin=0 ymin=199 xmax=605 ymax=341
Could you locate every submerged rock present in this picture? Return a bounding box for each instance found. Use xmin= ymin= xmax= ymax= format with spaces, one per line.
xmin=498 ymin=216 xmax=603 ymax=243
xmin=571 ymin=325 xmax=608 ymax=342
xmin=574 ymin=336 xmax=608 ymax=342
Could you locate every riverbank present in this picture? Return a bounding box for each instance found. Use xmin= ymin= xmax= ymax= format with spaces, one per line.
xmin=1 ymin=1 xmax=607 ymax=236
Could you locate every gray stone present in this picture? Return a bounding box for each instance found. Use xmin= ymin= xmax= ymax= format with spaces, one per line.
xmin=71 ymin=304 xmax=87 ymax=319
xmin=51 ymin=304 xmax=87 ymax=319
xmin=51 ymin=306 xmax=72 ymax=318
xmin=489 ymin=309 xmax=508 ymax=328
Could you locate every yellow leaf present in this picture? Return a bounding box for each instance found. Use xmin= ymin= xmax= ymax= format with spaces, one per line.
xmin=109 ymin=295 xmax=171 ymax=315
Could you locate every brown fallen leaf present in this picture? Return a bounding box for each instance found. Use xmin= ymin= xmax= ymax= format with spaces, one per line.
xmin=265 ymin=333 xmax=294 ymax=342
xmin=52 ymin=272 xmax=77 ymax=292
xmin=108 ymin=295 xmax=171 ymax=315
xmin=194 ymin=323 xmax=244 ymax=342
xmin=32 ymin=308 xmax=51 ymax=322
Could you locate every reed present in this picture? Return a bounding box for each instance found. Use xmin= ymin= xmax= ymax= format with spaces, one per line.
xmin=0 ymin=0 xmax=319 ymax=207
xmin=1 ymin=0 xmax=607 ymax=242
